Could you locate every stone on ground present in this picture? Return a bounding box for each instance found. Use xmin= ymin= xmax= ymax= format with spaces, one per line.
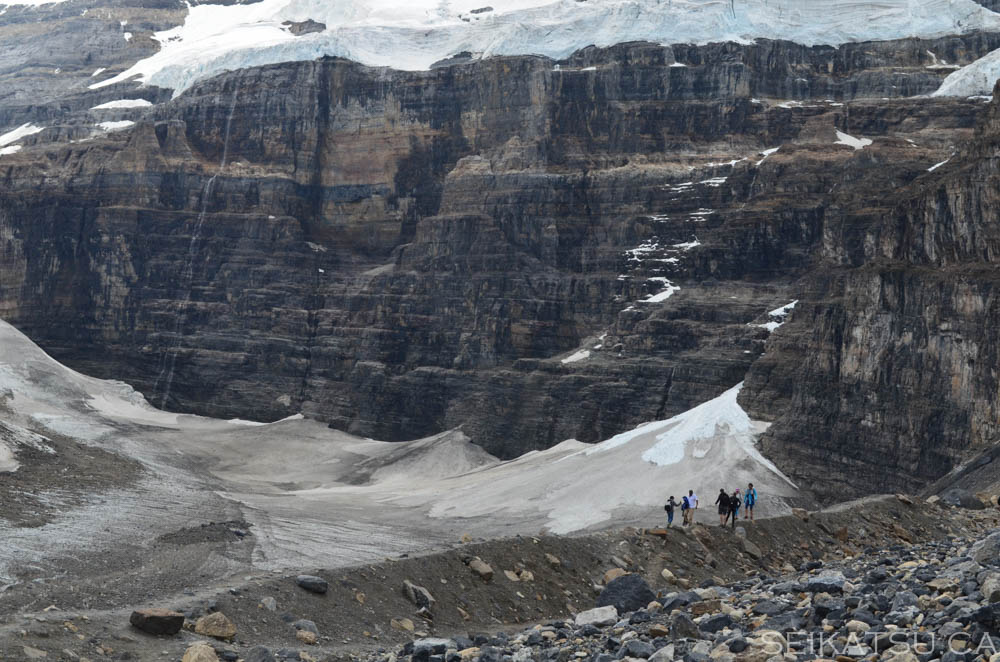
xmin=597 ymin=574 xmax=655 ymax=614
xmin=972 ymin=532 xmax=1000 ymax=563
xmin=129 ymin=608 xmax=185 ymax=635
xmin=806 ymin=572 xmax=846 ymax=594
xmin=648 ymin=645 xmax=674 ymax=662
xmin=574 ymin=605 xmax=618 ymax=627
xmin=413 ymin=638 xmax=456 ymax=656
xmin=181 ymin=643 xmax=219 ymax=662
xmin=403 ymin=579 xmax=436 ymax=609
xmin=391 ymin=617 xmax=416 ymax=632
xmin=293 ymin=619 xmax=319 ymax=635
xmin=468 ymin=558 xmax=494 ymax=581
xmin=194 ymin=612 xmax=237 ymax=640
xmin=243 ymin=646 xmax=276 ymax=662
xmin=982 ymin=573 xmax=1000 ymax=603
xmin=648 ymin=623 xmax=669 ymax=637
xmin=942 ymin=488 xmax=986 ymax=509
xmin=740 ymin=537 xmax=762 ymax=559
xmin=296 ymin=575 xmax=329 ymax=594
xmin=670 ymin=613 xmax=701 ymax=639
xmin=603 ymin=567 xmax=627 ymax=584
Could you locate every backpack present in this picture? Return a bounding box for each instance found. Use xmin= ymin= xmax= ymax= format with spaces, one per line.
xmin=664 ymin=501 xmax=674 ymax=513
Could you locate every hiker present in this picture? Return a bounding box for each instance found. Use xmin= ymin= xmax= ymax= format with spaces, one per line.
xmin=744 ymin=482 xmax=757 ymax=520
xmin=680 ymin=494 xmax=691 ymax=525
xmin=715 ymin=488 xmax=728 ymax=526
xmin=689 ymin=489 xmax=699 ymax=514
xmin=728 ymin=490 xmax=741 ymax=529
xmin=722 ymin=490 xmax=743 ymax=526
xmin=664 ymin=495 xmax=678 ymax=527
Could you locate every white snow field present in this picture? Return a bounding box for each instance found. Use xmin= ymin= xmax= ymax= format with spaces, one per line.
xmin=84 ymin=0 xmax=1000 ymax=96
xmin=0 ymin=317 xmax=799 ymax=580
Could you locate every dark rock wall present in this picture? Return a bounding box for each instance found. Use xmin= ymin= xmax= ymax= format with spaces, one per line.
xmin=2 ymin=35 xmax=1000 ymax=479
xmin=741 ymin=81 xmax=1000 ymax=501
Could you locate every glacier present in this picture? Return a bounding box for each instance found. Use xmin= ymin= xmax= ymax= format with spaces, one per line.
xmin=933 ymin=47 xmax=1000 ymax=97
xmin=87 ymin=0 xmax=1000 ymax=96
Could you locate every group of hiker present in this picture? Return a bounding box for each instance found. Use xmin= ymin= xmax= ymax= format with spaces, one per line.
xmin=663 ymin=483 xmax=757 ymax=528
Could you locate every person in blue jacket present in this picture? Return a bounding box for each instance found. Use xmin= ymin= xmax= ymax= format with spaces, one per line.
xmin=744 ymin=482 xmax=757 ymax=520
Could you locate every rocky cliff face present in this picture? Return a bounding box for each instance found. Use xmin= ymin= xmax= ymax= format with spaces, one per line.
xmin=742 ymin=78 xmax=1000 ymax=501
xmin=1 ymin=25 xmax=1000 ymax=482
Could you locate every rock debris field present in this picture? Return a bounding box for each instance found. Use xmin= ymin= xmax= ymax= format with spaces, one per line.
xmin=1 ymin=493 xmax=1000 ymax=662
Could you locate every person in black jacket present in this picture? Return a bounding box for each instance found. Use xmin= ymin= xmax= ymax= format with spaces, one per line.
xmin=715 ymin=488 xmax=729 ymax=526
xmin=728 ymin=490 xmax=741 ymax=529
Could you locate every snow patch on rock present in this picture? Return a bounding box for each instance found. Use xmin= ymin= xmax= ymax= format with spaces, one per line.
xmin=561 ymin=349 xmax=591 ymax=364
xmin=640 ymin=277 xmax=679 ymax=303
xmin=0 ymin=123 xmax=42 ymax=148
xmin=90 ymin=99 xmax=153 ymax=110
xmin=95 ymin=120 xmax=135 ymax=132
xmin=835 ymin=130 xmax=872 ymax=150
xmin=753 ymin=300 xmax=798 ymax=333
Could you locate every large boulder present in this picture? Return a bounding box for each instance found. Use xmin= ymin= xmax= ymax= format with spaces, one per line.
xmin=941 ymin=488 xmax=987 ymax=510
xmin=596 ymin=574 xmax=656 ymax=615
xmin=129 ymin=608 xmax=185 ymax=635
